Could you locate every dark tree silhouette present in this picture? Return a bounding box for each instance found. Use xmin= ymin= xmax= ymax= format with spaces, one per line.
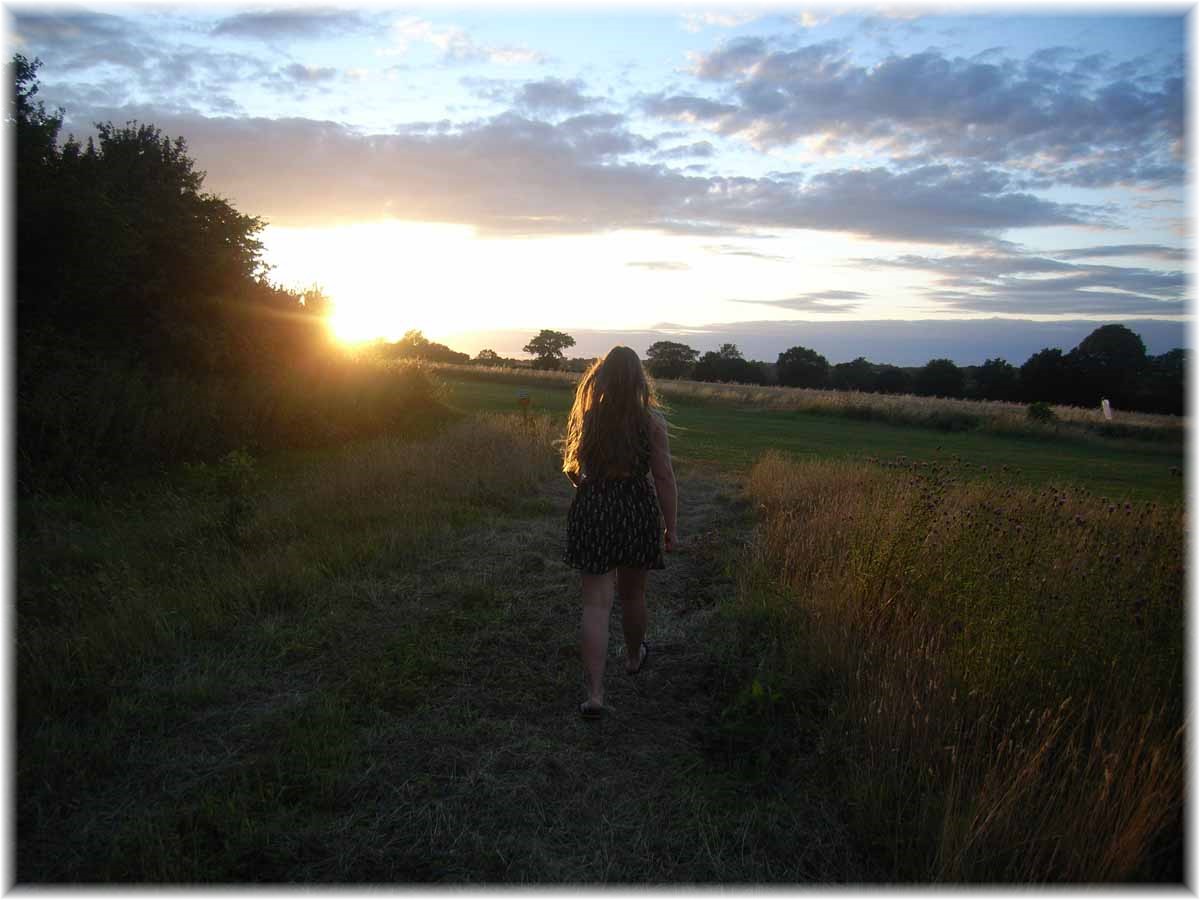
xmin=973 ymin=358 xmax=1019 ymax=402
xmin=831 ymin=356 xmax=875 ymax=392
xmin=13 ymin=57 xmax=283 ymax=374
xmin=1019 ymin=347 xmax=1075 ymax=405
xmin=645 ymin=340 xmax=699 ymax=378
xmin=1068 ymin=324 xmax=1148 ymax=408
xmin=523 ymin=329 xmax=576 ymax=370
xmin=776 ymin=345 xmax=829 ymax=388
xmin=475 ymin=348 xmax=501 ymax=363
xmin=874 ymin=364 xmax=911 ymax=395
xmin=914 ymin=358 xmax=965 ymax=398
xmin=693 ymin=343 xmax=766 ymax=384
xmin=1134 ymin=349 xmax=1186 ymax=415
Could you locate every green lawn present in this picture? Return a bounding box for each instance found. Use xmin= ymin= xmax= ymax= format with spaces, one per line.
xmin=443 ymin=376 xmax=1184 ymax=503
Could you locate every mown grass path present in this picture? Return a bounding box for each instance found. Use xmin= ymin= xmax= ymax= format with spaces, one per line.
xmin=20 ymin=455 xmax=863 ymax=882
xmin=349 ymin=469 xmax=863 ymax=881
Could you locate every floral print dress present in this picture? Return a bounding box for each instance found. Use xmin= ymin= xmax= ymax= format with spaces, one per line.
xmin=563 ymin=423 xmax=665 ymax=574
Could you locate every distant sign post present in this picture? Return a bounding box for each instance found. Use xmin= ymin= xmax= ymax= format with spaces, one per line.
xmin=517 ymin=389 xmax=530 ymax=423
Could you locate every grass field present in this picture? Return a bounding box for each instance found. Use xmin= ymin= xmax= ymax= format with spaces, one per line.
xmin=18 ymin=414 xmax=863 ymax=882
xmin=18 ymin=368 xmax=1185 ymax=882
xmin=443 ymin=376 xmax=1185 ymax=504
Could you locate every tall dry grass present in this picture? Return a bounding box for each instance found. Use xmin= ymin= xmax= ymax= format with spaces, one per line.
xmin=18 ymin=412 xmax=562 ymax=721
xmin=739 ymin=452 xmax=1183 ymax=881
xmin=433 ymin=363 xmax=1184 ymax=442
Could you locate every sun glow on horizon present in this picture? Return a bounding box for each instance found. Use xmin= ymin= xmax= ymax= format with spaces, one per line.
xmin=262 ymin=219 xmax=934 ymax=349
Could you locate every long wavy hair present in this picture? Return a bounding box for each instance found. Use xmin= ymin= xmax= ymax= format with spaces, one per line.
xmin=562 ymin=346 xmax=661 ymax=480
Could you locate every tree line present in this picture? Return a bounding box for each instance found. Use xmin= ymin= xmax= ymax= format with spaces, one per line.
xmin=641 ymin=325 xmax=1184 ymax=415
xmin=465 ymin=324 xmax=1183 ymax=415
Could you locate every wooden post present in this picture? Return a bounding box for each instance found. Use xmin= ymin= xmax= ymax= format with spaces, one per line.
xmin=517 ymin=389 xmax=530 ymax=424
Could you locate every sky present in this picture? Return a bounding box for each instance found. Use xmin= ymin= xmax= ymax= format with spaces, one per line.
xmin=7 ymin=1 xmax=1192 ymax=363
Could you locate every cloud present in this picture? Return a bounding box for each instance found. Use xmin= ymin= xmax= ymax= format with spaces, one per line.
xmin=280 ymin=63 xmax=339 ymax=83
xmin=684 ymin=164 xmax=1102 ymax=243
xmin=516 ymin=78 xmax=600 ymax=113
xmin=626 ymin=261 xmax=691 ymax=271
xmin=12 ymin=10 xmax=133 ymax=47
xmin=702 ymin=244 xmax=788 ymax=261
xmin=13 ymin=10 xmax=271 ymax=111
xmin=856 ymin=250 xmax=1186 ymax=316
xmin=54 ymin=98 xmax=1104 ymax=244
xmin=731 ymin=290 xmax=867 ymax=312
xmin=796 ymin=11 xmax=831 ymax=28
xmin=654 ymin=140 xmax=716 ymax=160
xmin=1056 ymin=244 xmax=1187 ymax=262
xmin=389 ymin=17 xmax=544 ymax=66
xmin=211 ymin=8 xmax=375 ymax=41
xmin=645 ymin=38 xmax=1184 ymax=189
xmin=681 ymin=11 xmax=761 ymax=33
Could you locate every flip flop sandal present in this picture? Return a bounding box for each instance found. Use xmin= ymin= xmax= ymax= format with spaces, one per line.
xmin=579 ymin=701 xmax=609 ymax=720
xmin=627 ymin=641 xmax=649 ymax=676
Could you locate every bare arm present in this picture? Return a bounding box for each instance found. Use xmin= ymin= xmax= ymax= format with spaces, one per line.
xmin=648 ymin=413 xmax=678 ymax=551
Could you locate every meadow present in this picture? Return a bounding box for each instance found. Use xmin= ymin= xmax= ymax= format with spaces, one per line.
xmin=17 ymin=365 xmax=1185 ymax=882
xmin=443 ymin=372 xmax=1184 ymax=503
xmin=436 ymin=363 xmax=1185 ymax=445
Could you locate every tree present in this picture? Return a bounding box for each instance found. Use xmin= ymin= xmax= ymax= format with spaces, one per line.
xmin=973 ymin=357 xmax=1019 ymax=402
xmin=776 ymin=345 xmax=829 ymax=388
xmin=1069 ymin=324 xmax=1148 ymax=408
xmin=12 ymin=65 xmax=274 ymax=373
xmin=523 ymin=329 xmax=576 ymax=370
xmin=645 ymin=340 xmax=699 ymax=379
xmin=475 ymin=348 xmax=501 ymax=364
xmin=1019 ymin=347 xmax=1074 ymax=405
xmin=914 ymin=358 xmax=965 ymax=397
xmin=874 ymin=365 xmax=911 ymax=395
xmin=831 ymin=357 xmax=875 ymax=392
xmin=383 ymin=330 xmax=468 ymax=363
xmin=1132 ymin=348 xmax=1186 ymax=415
xmin=692 ymin=344 xmax=766 ymax=384
xmin=1075 ymin=324 xmax=1148 ymax=371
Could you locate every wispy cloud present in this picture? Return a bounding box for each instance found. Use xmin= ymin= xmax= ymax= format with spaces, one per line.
xmin=856 ymin=251 xmax=1185 ymax=316
xmin=1055 ymin=244 xmax=1187 ymax=262
xmin=388 ymin=17 xmax=544 ymax=66
xmin=702 ymin=244 xmax=788 ymax=261
xmin=626 ymin=261 xmax=691 ymax=271
xmin=731 ymin=290 xmax=867 ymax=312
xmin=280 ymin=63 xmax=338 ymax=83
xmin=681 ymin=11 xmax=761 ymax=33
xmin=211 ymin=8 xmax=376 ymax=41
xmin=653 ymin=140 xmax=716 ymax=160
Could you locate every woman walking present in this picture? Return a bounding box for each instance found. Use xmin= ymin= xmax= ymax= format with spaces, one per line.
xmin=561 ymin=346 xmax=678 ymax=719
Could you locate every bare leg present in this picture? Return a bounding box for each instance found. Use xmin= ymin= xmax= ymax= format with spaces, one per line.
xmin=617 ymin=566 xmax=648 ymax=672
xmin=581 ymin=571 xmax=615 ymax=708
